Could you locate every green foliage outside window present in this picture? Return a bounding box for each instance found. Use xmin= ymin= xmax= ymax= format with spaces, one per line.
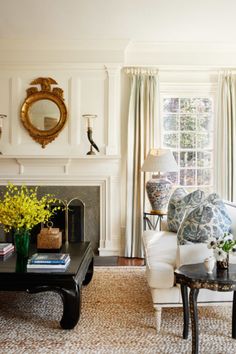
xmin=162 ymin=96 xmax=213 ymax=192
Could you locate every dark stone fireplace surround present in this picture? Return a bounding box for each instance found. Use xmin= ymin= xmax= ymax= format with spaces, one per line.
xmin=0 ymin=185 xmax=100 ymax=253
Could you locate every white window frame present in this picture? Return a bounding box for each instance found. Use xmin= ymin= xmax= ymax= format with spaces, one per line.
xmin=159 ymin=83 xmax=217 ymax=192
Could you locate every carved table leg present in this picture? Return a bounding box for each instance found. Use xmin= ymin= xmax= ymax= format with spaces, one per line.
xmin=59 ymin=283 xmax=81 ymax=330
xmin=189 ymin=288 xmax=199 ymax=354
xmin=232 ymin=291 xmax=236 ymax=339
xmin=181 ymin=284 xmax=189 ymax=339
xmin=83 ymin=258 xmax=94 ymax=286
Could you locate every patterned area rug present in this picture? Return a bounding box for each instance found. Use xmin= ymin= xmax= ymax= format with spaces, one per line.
xmin=0 ymin=267 xmax=235 ymax=354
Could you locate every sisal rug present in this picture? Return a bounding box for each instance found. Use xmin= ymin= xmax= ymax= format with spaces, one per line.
xmin=0 ymin=267 xmax=235 ymax=354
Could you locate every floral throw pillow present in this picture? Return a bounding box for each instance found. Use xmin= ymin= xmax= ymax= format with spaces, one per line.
xmin=167 ymin=188 xmax=205 ymax=233
xmin=177 ymin=193 xmax=232 ymax=245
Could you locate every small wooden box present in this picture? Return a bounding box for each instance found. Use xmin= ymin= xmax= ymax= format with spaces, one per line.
xmin=37 ymin=227 xmax=62 ymax=251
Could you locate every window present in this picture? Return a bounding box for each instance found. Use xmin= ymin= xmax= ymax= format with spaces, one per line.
xmin=161 ymin=95 xmax=214 ymax=193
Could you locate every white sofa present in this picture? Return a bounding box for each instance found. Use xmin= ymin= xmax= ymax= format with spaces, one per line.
xmin=142 ymin=201 xmax=236 ymax=331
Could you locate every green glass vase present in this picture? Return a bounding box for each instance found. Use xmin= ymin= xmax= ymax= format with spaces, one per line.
xmin=14 ymin=228 xmax=30 ymax=258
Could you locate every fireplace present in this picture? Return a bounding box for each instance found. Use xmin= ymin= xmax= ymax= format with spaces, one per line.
xmin=0 ymin=185 xmax=100 ymax=254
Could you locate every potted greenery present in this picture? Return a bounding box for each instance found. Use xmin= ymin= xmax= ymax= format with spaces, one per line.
xmin=208 ymin=232 xmax=236 ymax=270
xmin=0 ymin=184 xmax=60 ymax=258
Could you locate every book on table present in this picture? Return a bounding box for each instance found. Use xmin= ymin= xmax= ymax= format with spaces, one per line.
xmin=27 ymin=257 xmax=70 ymax=270
xmin=0 ymin=250 xmax=15 ymax=261
xmin=0 ymin=243 xmax=14 ymax=256
xmin=29 ymin=253 xmax=70 ymax=265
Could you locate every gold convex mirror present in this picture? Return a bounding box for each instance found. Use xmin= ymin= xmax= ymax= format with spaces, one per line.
xmin=20 ymin=77 xmax=67 ymax=148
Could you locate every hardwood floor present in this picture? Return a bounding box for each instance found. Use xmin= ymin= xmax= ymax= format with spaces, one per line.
xmin=94 ymin=256 xmax=145 ymax=266
xmin=117 ymin=257 xmax=145 ymax=266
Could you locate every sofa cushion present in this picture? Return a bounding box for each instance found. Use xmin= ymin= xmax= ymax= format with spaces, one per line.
xmin=177 ymin=193 xmax=232 ymax=245
xmin=167 ymin=188 xmax=205 ymax=232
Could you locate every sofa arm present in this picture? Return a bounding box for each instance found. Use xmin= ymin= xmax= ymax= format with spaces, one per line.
xmin=142 ymin=230 xmax=168 ymax=247
xmin=177 ymin=243 xmax=213 ymax=268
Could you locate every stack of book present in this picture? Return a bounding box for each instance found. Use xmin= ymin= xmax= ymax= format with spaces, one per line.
xmin=27 ymin=253 xmax=70 ymax=271
xmin=0 ymin=243 xmax=14 ymax=259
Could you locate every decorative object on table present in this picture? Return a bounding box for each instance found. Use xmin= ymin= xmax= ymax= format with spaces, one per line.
xmin=15 ymin=255 xmax=28 ymax=272
xmin=207 ymin=232 xmax=236 ymax=270
xmin=37 ymin=221 xmax=62 ymax=251
xmin=141 ymin=148 xmax=178 ymax=213
xmin=14 ymin=228 xmax=30 ymax=258
xmin=177 ymin=193 xmax=231 ymax=245
xmin=204 ymin=256 xmax=215 ymax=273
xmin=0 ymin=184 xmax=60 ymax=258
xmin=0 ymin=114 xmax=6 ymax=154
xmin=82 ymin=114 xmax=99 ymax=155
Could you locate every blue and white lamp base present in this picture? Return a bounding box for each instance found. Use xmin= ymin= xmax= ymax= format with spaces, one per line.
xmin=146 ymin=177 xmax=172 ymax=213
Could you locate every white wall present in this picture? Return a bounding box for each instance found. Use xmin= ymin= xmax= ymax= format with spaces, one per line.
xmin=0 ymin=39 xmax=235 ymax=255
xmin=0 ymin=42 xmax=123 ymax=255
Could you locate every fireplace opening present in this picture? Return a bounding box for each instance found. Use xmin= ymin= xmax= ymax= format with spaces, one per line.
xmin=30 ymin=198 xmax=85 ymax=244
xmin=0 ymin=185 xmax=100 ymax=253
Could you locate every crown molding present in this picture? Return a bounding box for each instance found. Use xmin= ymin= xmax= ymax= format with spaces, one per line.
xmin=125 ymin=41 xmax=236 ymax=67
xmin=126 ymin=41 xmax=236 ymax=53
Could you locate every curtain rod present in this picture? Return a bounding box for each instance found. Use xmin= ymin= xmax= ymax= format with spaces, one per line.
xmin=123 ymin=65 xmax=236 ymax=72
xmin=125 ymin=67 xmax=158 ymax=75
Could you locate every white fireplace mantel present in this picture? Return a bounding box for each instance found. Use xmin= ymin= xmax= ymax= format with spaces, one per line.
xmin=0 ymin=154 xmax=122 ymax=256
xmin=0 ymin=155 xmax=121 ymax=175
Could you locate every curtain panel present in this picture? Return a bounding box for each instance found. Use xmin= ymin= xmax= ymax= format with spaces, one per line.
xmin=216 ymin=72 xmax=236 ymax=202
xmin=124 ymin=68 xmax=158 ymax=258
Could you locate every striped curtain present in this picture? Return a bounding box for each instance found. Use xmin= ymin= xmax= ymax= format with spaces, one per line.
xmin=124 ymin=68 xmax=158 ymax=257
xmin=216 ymin=71 xmax=236 ymax=202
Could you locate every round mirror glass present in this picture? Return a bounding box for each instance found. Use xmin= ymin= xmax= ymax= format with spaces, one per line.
xmin=28 ymin=99 xmax=60 ymax=131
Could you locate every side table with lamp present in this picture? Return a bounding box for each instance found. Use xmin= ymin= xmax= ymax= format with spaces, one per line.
xmin=141 ymin=148 xmax=178 ymax=220
xmin=143 ymin=210 xmax=167 ymax=231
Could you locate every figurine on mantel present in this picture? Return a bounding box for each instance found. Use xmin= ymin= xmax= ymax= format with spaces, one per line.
xmin=83 ymin=114 xmax=100 ymax=155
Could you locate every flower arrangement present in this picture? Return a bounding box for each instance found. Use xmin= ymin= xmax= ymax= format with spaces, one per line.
xmin=0 ymin=184 xmax=60 ymax=232
xmin=207 ymin=232 xmax=236 ymax=261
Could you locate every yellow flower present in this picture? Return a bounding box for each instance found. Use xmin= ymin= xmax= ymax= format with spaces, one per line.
xmin=0 ymin=184 xmax=61 ymax=232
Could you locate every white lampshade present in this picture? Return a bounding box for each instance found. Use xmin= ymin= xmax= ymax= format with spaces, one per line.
xmin=141 ymin=148 xmax=178 ymax=173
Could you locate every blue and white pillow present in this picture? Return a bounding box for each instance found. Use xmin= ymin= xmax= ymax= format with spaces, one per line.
xmin=177 ymin=193 xmax=232 ymax=245
xmin=167 ymin=188 xmax=205 ymax=233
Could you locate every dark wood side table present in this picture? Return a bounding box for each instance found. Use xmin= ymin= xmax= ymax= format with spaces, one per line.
xmin=175 ymin=263 xmax=236 ymax=354
xmin=0 ymin=242 xmax=94 ymax=330
xmin=143 ymin=210 xmax=167 ymax=231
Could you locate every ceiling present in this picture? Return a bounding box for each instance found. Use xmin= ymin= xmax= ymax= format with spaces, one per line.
xmin=0 ymin=0 xmax=236 ymax=43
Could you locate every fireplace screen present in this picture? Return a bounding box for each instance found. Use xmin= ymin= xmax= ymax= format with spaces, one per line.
xmin=30 ymin=198 xmax=85 ymax=244
xmin=0 ymin=185 xmax=99 ymax=253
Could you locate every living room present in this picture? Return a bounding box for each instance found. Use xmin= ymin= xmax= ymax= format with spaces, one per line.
xmin=0 ymin=1 xmax=236 ymax=353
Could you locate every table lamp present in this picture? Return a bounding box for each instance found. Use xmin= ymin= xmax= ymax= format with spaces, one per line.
xmin=141 ymin=148 xmax=178 ymax=213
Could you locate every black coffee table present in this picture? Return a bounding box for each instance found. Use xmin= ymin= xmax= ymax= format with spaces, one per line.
xmin=0 ymin=242 xmax=94 ymax=329
xmin=175 ymin=263 xmax=236 ymax=354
